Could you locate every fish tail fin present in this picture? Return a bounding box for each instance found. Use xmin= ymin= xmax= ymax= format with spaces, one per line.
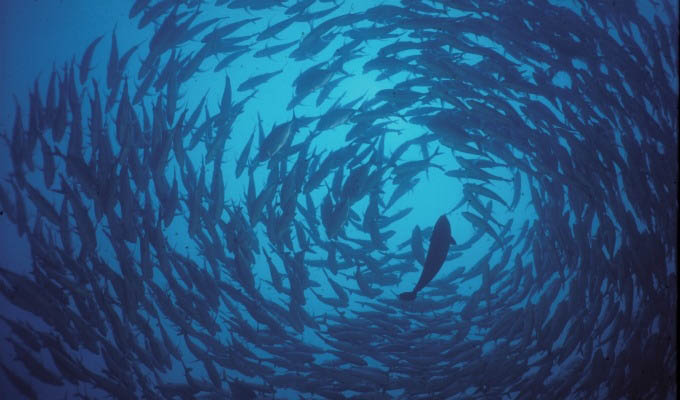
xmin=398 ymin=291 xmax=417 ymax=301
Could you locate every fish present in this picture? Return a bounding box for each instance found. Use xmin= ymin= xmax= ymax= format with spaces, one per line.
xmin=235 ymin=128 xmax=256 ymax=179
xmin=256 ymin=112 xmax=297 ymax=161
xmin=254 ymin=39 xmax=298 ymax=59
xmin=399 ymin=214 xmax=455 ymax=300
xmin=237 ymin=69 xmax=283 ymax=92
xmin=79 ymin=34 xmax=104 ymax=84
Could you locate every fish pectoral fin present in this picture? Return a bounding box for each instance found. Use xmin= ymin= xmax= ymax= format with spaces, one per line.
xmin=398 ymin=291 xmax=417 ymax=301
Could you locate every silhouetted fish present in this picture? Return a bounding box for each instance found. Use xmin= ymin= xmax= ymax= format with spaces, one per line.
xmin=399 ymin=214 xmax=455 ymax=301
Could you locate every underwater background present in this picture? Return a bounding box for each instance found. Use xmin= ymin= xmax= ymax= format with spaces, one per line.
xmin=0 ymin=0 xmax=677 ymax=398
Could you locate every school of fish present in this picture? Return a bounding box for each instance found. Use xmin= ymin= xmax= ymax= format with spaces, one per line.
xmin=0 ymin=0 xmax=677 ymax=399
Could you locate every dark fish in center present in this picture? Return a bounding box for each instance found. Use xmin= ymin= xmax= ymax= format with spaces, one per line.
xmin=399 ymin=214 xmax=455 ymax=301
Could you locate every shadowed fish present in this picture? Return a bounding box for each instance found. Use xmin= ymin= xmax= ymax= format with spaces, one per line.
xmin=399 ymin=214 xmax=455 ymax=301
xmin=237 ymin=69 xmax=283 ymax=92
xmin=79 ymin=34 xmax=104 ymax=84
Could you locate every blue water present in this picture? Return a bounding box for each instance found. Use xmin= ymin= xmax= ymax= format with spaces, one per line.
xmin=0 ymin=0 xmax=677 ymax=399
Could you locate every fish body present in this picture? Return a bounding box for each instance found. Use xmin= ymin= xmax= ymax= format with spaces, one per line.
xmin=399 ymin=214 xmax=455 ymax=300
